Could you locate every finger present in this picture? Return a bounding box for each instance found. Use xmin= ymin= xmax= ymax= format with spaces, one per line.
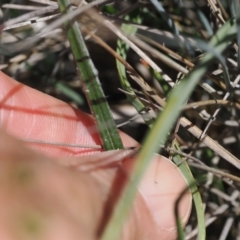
xmin=0 ymin=71 xmax=192 ymax=239
xmin=0 ymin=71 xmax=138 ymax=157
xmin=127 ymin=154 xmax=192 ymax=239
xmin=0 ymin=128 xmax=103 ymax=240
xmin=0 ymin=128 xmax=192 ymax=240
xmin=59 ymin=151 xmax=192 ymax=239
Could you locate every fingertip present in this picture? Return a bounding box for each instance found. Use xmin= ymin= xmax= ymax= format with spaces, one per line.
xmin=140 ymin=155 xmax=192 ymax=229
xmin=123 ymin=154 xmax=192 ymax=237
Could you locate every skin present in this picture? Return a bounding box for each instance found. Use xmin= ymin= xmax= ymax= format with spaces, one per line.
xmin=0 ymin=71 xmax=192 ymax=240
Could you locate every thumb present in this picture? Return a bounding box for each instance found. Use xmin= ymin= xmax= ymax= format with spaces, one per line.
xmin=133 ymin=154 xmax=192 ymax=239
xmin=58 ymin=149 xmax=192 ymax=239
xmin=0 ymin=128 xmax=192 ymax=240
xmin=0 ymin=128 xmax=103 ymax=240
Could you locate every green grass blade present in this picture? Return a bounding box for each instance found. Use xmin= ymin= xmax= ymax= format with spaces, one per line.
xmin=232 ymin=0 xmax=240 ymax=72
xmin=100 ymin=18 xmax=236 ymax=240
xmin=58 ymin=0 xmax=123 ymax=150
xmin=118 ymin=11 xmax=204 ymax=239
xmin=55 ymin=81 xmax=84 ymax=105
xmin=172 ymin=140 xmax=205 ymax=240
xmin=197 ymin=9 xmax=213 ymax=36
xmin=116 ymin=14 xmax=155 ymax=127
xmin=150 ymin=0 xmax=179 ymax=35
xmin=118 ymin=13 xmax=204 ymax=238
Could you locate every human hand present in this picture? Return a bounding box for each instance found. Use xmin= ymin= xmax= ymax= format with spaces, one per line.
xmin=0 ymin=71 xmax=192 ymax=239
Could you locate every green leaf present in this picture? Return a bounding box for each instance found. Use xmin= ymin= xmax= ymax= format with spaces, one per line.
xmin=58 ymin=0 xmax=123 ymax=150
